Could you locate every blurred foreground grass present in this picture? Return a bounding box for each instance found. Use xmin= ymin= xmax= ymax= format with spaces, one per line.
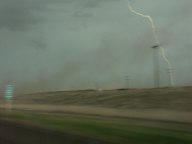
xmin=0 ymin=111 xmax=192 ymax=144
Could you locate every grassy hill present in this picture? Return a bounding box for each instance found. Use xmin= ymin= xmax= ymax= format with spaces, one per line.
xmin=12 ymin=87 xmax=192 ymax=111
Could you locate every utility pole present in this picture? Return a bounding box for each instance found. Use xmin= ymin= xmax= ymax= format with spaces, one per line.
xmin=125 ymin=76 xmax=130 ymax=89
xmin=168 ymin=67 xmax=174 ymax=87
xmin=151 ymin=45 xmax=160 ymax=88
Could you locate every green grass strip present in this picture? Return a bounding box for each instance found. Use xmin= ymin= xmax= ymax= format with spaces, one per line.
xmin=0 ymin=111 xmax=192 ymax=144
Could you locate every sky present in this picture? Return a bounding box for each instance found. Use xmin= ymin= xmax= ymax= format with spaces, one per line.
xmin=0 ymin=0 xmax=192 ymax=93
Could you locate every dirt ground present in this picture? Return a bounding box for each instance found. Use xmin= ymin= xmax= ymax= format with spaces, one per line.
xmin=0 ymin=104 xmax=192 ymax=124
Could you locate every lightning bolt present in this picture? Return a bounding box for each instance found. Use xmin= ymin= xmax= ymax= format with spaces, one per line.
xmin=127 ymin=1 xmax=174 ymax=87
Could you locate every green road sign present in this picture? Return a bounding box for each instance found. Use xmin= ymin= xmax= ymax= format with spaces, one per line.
xmin=4 ymin=84 xmax=14 ymax=101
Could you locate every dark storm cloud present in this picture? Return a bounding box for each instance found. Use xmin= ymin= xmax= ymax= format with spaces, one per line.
xmin=29 ymin=37 xmax=47 ymax=50
xmin=0 ymin=0 xmax=112 ymax=30
xmin=73 ymin=0 xmax=116 ymax=18
xmin=76 ymin=0 xmax=115 ymax=8
xmin=0 ymin=0 xmax=42 ymax=30
xmin=0 ymin=0 xmax=74 ymax=30
xmin=73 ymin=11 xmax=93 ymax=18
xmin=79 ymin=0 xmax=99 ymax=8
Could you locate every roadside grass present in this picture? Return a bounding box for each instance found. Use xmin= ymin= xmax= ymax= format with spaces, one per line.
xmin=0 ymin=111 xmax=192 ymax=144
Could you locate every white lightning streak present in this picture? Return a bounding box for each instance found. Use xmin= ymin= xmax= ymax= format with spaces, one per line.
xmin=127 ymin=1 xmax=174 ymax=86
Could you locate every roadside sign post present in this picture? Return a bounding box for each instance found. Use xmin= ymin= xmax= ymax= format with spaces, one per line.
xmin=4 ymin=84 xmax=14 ymax=111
